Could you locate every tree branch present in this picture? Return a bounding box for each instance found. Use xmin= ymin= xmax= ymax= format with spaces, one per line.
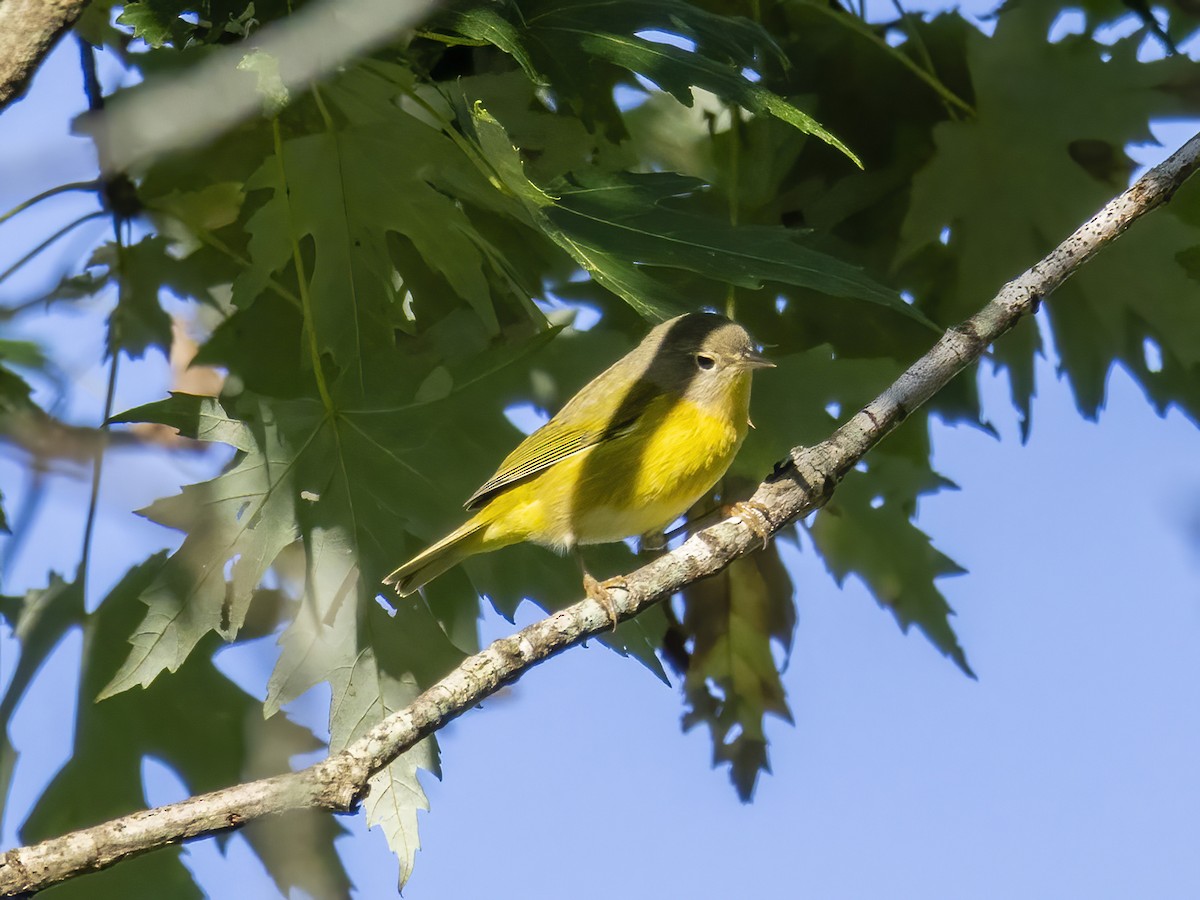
xmin=85 ymin=0 xmax=441 ymax=172
xmin=4 ymin=131 xmax=1199 ymax=896
xmin=0 ymin=0 xmax=91 ymax=112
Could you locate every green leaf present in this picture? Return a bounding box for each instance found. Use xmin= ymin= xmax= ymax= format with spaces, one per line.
xmin=1050 ymin=198 xmax=1200 ymax=420
xmin=0 ymin=592 xmax=18 ymax=628
xmin=347 ymin=643 xmax=436 ymax=890
xmin=439 ymin=7 xmax=544 ymax=85
xmin=23 ymin=557 xmax=342 ymax=899
xmin=738 ymin=346 xmax=972 ymax=675
xmin=266 ymin=526 xmax=462 ymax=888
xmin=99 ymin=398 xmax=306 ymax=698
xmin=443 ymin=0 xmax=857 ymax=162
xmin=115 ymin=0 xmax=288 ymax=47
xmin=150 ymin=182 xmax=245 ymax=234
xmin=797 ymin=0 xmax=973 ymax=116
xmin=676 ymin=505 xmax=795 ymax=801
xmin=735 ymin=345 xmax=909 ymax=478
xmin=100 ymin=313 xmax=581 ymax=884
xmin=102 ymin=313 xmax=565 ymax=699
xmin=0 ymin=577 xmax=85 ymax=825
xmin=571 ymin=30 xmax=857 ymax=165
xmin=810 ymin=461 xmax=973 ymax=677
xmin=0 ymin=338 xmax=49 ymax=371
xmin=116 ymin=0 xmax=188 ymax=47
xmin=557 ymin=171 xmax=925 ymax=316
xmin=464 ymin=103 xmax=926 ymax=324
xmin=110 ymin=237 xmax=200 ymax=356
xmin=110 ymin=392 xmax=255 ymax=451
xmin=241 ymin=810 xmax=352 ymax=900
xmin=235 ymin=66 xmax=509 ymax=397
xmin=898 ymin=3 xmax=1199 ymax=428
xmin=0 ymin=369 xmax=34 ymax=414
xmin=0 ymin=341 xmax=43 ymax=415
xmin=1176 ymin=243 xmax=1200 ymax=285
xmin=195 ymin=292 xmax=310 ymax=399
xmin=53 ymin=237 xmax=219 ymax=358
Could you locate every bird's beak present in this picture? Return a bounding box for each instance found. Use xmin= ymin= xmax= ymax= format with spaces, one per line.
xmin=740 ymin=349 xmax=775 ymax=370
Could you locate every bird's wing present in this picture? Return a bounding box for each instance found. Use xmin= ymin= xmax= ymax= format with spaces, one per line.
xmin=464 ymin=362 xmax=657 ymax=510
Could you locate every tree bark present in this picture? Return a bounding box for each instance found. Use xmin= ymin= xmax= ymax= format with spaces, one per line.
xmin=0 ymin=0 xmax=90 ymax=112
xmin=3 ymin=130 xmax=1199 ymax=897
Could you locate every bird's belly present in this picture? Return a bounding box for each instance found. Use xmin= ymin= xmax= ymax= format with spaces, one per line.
xmin=491 ymin=396 xmax=747 ymax=549
xmin=571 ymin=491 xmax=703 ymax=545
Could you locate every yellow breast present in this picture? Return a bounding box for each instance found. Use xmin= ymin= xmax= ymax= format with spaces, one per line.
xmin=478 ymin=373 xmax=751 ymax=550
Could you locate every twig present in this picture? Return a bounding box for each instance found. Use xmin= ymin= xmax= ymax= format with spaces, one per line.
xmin=0 ymin=182 xmax=98 ymax=230
xmin=2 ymin=131 xmax=1199 ymax=897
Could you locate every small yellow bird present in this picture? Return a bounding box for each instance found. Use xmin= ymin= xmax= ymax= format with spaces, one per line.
xmin=383 ymin=311 xmax=773 ymax=617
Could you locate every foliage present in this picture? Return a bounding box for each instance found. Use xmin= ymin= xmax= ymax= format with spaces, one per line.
xmin=1 ymin=0 xmax=1198 ymax=892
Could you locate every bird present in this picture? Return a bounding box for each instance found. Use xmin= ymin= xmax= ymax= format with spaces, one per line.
xmin=383 ymin=311 xmax=774 ymax=624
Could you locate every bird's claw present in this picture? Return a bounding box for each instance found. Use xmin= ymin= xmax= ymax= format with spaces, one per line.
xmin=726 ymin=499 xmax=773 ymax=550
xmin=583 ymin=573 xmax=626 ymax=631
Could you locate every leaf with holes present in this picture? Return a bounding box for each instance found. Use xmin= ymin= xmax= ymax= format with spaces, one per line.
xmin=234 ymin=62 xmax=512 ymax=398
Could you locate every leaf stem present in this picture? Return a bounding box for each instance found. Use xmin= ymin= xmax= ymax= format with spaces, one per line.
xmin=311 ymin=82 xmax=335 ymax=131
xmin=78 ymin=337 xmax=120 ymax=595
xmin=887 ymin=0 xmax=958 ymax=120
xmin=145 ymin=204 xmax=304 ymax=311
xmin=402 ymin=82 xmax=481 ymax=160
xmin=889 ymin=0 xmax=934 ymax=73
xmin=804 ymin=0 xmax=973 ymax=117
xmin=0 ymin=181 xmax=99 ymax=229
xmin=80 ymin=103 xmax=127 ymax=588
xmin=272 ymin=118 xmax=335 ymax=413
xmin=725 ymin=104 xmax=740 ymax=320
xmin=0 ymin=211 xmax=107 ymax=287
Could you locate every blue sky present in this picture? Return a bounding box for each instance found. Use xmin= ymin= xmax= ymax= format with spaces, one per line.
xmin=2 ymin=7 xmax=1200 ymax=899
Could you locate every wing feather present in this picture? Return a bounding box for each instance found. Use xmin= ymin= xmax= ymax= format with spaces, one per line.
xmin=464 ymin=362 xmax=658 ymax=510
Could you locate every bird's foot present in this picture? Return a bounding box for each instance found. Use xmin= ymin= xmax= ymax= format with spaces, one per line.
xmin=725 ymin=499 xmax=773 ymax=549
xmin=582 ymin=573 xmax=627 ymax=631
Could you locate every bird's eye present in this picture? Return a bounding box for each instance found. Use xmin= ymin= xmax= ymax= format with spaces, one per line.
xmin=696 ymin=353 xmax=716 ymax=371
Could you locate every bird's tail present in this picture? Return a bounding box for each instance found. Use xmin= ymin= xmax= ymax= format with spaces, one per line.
xmin=383 ymin=518 xmax=489 ymax=596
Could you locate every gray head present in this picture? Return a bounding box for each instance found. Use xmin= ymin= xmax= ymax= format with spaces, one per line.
xmin=635 ymin=312 xmax=773 ymax=400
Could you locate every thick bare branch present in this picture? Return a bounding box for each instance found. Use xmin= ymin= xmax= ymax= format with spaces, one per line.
xmin=0 ymin=0 xmax=90 ymax=112
xmin=3 ymin=131 xmax=1199 ymax=897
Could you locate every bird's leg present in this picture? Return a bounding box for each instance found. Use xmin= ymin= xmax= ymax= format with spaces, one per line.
xmin=724 ymin=499 xmax=773 ymax=550
xmin=639 ymin=528 xmax=668 ymax=552
xmin=575 ymin=550 xmax=624 ymax=631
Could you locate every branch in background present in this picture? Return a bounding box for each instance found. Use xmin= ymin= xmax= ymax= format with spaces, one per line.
xmin=85 ymin=0 xmax=441 ymax=172
xmin=0 ymin=410 xmax=152 ymax=468
xmin=0 ymin=0 xmax=91 ymax=112
xmin=0 ymin=0 xmax=438 ymax=150
xmin=3 ymin=131 xmax=1198 ymax=896
xmin=0 ymin=321 xmax=223 ymax=463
